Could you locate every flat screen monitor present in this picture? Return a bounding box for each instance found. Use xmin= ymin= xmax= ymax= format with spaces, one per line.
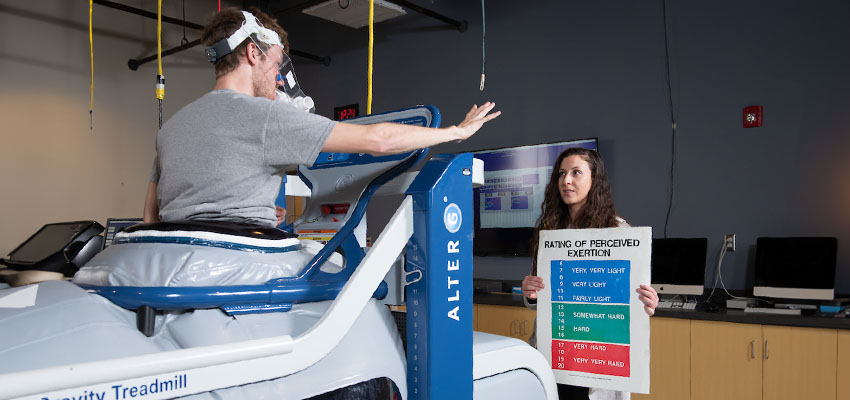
xmin=650 ymin=238 xmax=708 ymax=296
xmin=7 ymin=223 xmax=88 ymax=263
xmin=102 ymin=218 xmax=143 ymax=250
xmin=472 ymin=138 xmax=597 ymax=257
xmin=753 ymin=237 xmax=837 ymax=301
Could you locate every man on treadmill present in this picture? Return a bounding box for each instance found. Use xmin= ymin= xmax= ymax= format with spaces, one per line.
xmin=144 ymin=8 xmax=500 ymax=227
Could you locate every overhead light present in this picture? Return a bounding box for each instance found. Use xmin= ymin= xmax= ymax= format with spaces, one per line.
xmin=302 ymin=0 xmax=406 ymax=29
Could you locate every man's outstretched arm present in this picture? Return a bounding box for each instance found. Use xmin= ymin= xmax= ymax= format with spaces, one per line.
xmin=322 ymin=102 xmax=500 ymax=155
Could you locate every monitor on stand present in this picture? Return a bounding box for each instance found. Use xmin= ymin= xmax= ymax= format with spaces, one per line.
xmin=650 ymin=238 xmax=708 ymax=297
xmin=753 ymin=237 xmax=837 ymax=301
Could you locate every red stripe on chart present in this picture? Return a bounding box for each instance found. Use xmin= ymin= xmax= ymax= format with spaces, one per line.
xmin=552 ymin=340 xmax=630 ymax=377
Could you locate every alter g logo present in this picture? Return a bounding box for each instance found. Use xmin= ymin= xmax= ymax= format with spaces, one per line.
xmin=443 ymin=203 xmax=461 ymax=233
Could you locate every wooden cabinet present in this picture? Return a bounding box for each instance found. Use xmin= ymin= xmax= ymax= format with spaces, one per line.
xmin=632 ymin=318 xmax=691 ymax=400
xmin=691 ymin=320 xmax=763 ymax=400
xmin=761 ymin=325 xmax=836 ymax=400
xmin=470 ymin=310 xmax=848 ymax=400
xmin=284 ymin=196 xmax=305 ymax=225
xmin=640 ymin=319 xmax=840 ymax=400
xmin=689 ymin=322 xmax=838 ymax=400
xmin=838 ymin=330 xmax=850 ymax=400
xmin=474 ymin=304 xmax=535 ymax=344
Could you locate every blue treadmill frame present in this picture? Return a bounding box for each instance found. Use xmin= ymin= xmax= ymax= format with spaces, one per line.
xmin=79 ymin=106 xmax=438 ymax=314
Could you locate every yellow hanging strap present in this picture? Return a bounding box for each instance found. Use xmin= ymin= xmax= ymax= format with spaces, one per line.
xmin=367 ymin=0 xmax=374 ymax=115
xmin=156 ymin=0 xmax=165 ymax=129
xmin=89 ymin=0 xmax=94 ymax=129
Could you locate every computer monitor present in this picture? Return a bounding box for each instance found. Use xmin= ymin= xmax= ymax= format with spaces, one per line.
xmin=650 ymin=238 xmax=708 ymax=296
xmin=753 ymin=237 xmax=837 ymax=301
xmin=3 ymin=221 xmax=104 ymax=276
xmin=7 ymin=222 xmax=95 ymax=264
xmin=471 ymin=138 xmax=597 ymax=257
xmin=102 ymin=218 xmax=143 ymax=250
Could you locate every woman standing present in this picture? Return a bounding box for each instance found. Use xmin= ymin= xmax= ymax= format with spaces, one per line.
xmin=521 ymin=148 xmax=658 ymax=400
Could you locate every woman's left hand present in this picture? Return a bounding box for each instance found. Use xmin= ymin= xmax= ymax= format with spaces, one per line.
xmin=636 ymin=284 xmax=659 ymax=316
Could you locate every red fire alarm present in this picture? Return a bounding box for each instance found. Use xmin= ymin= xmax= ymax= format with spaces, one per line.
xmin=743 ymin=105 xmax=763 ymax=128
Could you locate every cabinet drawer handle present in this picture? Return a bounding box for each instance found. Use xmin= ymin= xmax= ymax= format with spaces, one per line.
xmin=511 ymin=320 xmax=519 ymax=335
xmin=764 ymin=340 xmax=769 ymax=360
xmin=749 ymin=340 xmax=755 ymax=359
xmin=521 ymin=320 xmax=528 ymax=336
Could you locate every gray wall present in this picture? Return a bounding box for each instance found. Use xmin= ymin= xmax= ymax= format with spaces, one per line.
xmin=292 ymin=0 xmax=850 ymax=293
xmin=2 ymin=1 xmax=848 ymax=294
xmin=0 ymin=1 xmax=214 ymax=255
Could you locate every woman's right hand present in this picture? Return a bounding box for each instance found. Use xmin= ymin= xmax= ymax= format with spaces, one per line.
xmin=522 ymin=275 xmax=545 ymax=300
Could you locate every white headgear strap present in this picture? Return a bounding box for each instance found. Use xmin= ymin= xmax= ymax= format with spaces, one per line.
xmin=206 ymin=11 xmax=282 ymax=63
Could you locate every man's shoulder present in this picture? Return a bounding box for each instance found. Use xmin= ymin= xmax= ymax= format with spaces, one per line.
xmin=202 ymin=89 xmax=269 ymax=105
xmin=179 ymin=90 xmax=275 ymax=119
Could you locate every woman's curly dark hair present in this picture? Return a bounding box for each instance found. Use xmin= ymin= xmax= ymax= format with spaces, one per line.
xmin=530 ymin=148 xmax=618 ymax=274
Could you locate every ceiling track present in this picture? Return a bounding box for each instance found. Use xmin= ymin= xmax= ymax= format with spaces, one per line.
xmin=274 ymin=0 xmax=467 ymax=31
xmin=92 ymin=0 xmax=329 ymax=70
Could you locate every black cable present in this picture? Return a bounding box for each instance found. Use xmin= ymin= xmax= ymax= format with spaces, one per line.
xmin=479 ymin=0 xmax=485 ymax=91
xmin=181 ymin=0 xmax=189 ymax=46
xmin=158 ymin=99 xmax=163 ymax=129
xmin=661 ymin=0 xmax=676 ymax=238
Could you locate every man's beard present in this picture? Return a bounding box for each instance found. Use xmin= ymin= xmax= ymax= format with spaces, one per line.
xmin=252 ymin=71 xmax=275 ymax=100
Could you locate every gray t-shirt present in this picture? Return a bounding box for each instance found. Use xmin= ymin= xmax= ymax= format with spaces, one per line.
xmin=151 ymin=89 xmax=335 ymax=227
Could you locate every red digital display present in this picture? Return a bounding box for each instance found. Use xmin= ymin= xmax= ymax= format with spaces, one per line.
xmin=334 ymin=103 xmax=359 ymax=121
xmin=742 ymin=105 xmax=763 ymax=128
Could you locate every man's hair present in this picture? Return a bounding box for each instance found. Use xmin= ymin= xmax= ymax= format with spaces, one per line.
xmin=201 ymin=7 xmax=290 ymax=78
xmin=530 ymin=148 xmax=619 ymax=275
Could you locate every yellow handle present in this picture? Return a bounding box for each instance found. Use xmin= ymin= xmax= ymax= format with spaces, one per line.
xmin=367 ymin=0 xmax=374 ymax=115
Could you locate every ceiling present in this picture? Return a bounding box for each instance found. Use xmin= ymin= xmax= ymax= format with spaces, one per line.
xmin=241 ymin=0 xmax=473 ymax=62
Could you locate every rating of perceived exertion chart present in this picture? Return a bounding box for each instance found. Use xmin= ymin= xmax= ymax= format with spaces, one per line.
xmin=549 ymin=259 xmax=631 ymax=377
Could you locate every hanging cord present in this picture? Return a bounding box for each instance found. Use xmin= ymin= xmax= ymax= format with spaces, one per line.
xmin=218 ymin=0 xmax=221 ymax=13
xmin=661 ymin=0 xmax=677 ymax=238
xmin=706 ymin=244 xmax=726 ymax=301
xmin=180 ymin=0 xmax=189 ymax=46
xmin=367 ymin=0 xmax=374 ymax=115
xmin=479 ymin=0 xmax=485 ymax=91
xmin=156 ymin=0 xmax=165 ymax=129
xmin=89 ymin=0 xmax=94 ymax=129
xmin=706 ymin=237 xmax=743 ymax=302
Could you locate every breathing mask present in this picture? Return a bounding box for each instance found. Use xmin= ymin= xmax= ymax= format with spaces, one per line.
xmin=275 ymin=52 xmax=315 ymax=113
xmin=205 ymin=11 xmax=314 ymax=113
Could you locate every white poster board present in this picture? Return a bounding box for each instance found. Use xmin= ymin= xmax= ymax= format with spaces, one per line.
xmin=536 ymin=227 xmax=651 ymax=394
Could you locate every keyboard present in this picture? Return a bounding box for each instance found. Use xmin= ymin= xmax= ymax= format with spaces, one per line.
xmin=743 ymin=307 xmax=801 ymax=315
xmin=657 ymin=301 xmax=697 ymax=310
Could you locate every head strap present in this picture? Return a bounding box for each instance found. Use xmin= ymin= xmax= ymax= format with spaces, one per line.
xmin=205 ymin=11 xmax=282 ymax=63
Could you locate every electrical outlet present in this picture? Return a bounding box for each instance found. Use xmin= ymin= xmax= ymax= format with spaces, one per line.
xmin=724 ymin=234 xmax=736 ymax=252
